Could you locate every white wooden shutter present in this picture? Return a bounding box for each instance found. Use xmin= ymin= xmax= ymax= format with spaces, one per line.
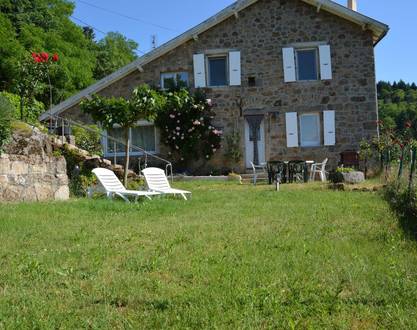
xmin=319 ymin=45 xmax=332 ymax=80
xmin=229 ymin=51 xmax=241 ymax=86
xmin=193 ymin=54 xmax=206 ymax=88
xmin=286 ymin=112 xmax=299 ymax=147
xmin=282 ymin=47 xmax=296 ymax=83
xmin=323 ymin=110 xmax=336 ymax=146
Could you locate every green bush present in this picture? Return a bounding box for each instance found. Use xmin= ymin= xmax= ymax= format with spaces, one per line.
xmin=0 ymin=91 xmax=44 ymax=124
xmin=0 ymin=95 xmax=14 ymax=153
xmin=72 ymin=125 xmax=103 ymax=156
xmin=336 ymin=167 xmax=354 ymax=173
xmin=384 ymin=181 xmax=417 ymax=217
xmin=329 ymin=171 xmax=345 ymax=184
xmin=60 ymin=144 xmax=97 ymax=197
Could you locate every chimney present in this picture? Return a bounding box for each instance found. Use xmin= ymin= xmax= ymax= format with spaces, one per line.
xmin=347 ymin=0 xmax=357 ymax=11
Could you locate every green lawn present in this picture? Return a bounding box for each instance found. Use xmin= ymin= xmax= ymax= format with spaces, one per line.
xmin=1 ymin=182 xmax=417 ymax=329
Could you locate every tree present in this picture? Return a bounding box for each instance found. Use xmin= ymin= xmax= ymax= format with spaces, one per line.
xmin=0 ymin=0 xmax=97 ymax=104
xmin=80 ymin=84 xmax=163 ymax=185
xmin=94 ymin=32 xmax=138 ymax=80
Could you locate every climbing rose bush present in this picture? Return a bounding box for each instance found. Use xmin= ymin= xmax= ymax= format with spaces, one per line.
xmin=155 ymin=89 xmax=222 ymax=164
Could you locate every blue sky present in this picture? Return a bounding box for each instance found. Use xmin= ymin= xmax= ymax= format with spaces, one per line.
xmin=72 ymin=0 xmax=416 ymax=83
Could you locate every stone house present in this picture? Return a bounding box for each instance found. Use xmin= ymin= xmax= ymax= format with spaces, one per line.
xmin=40 ymin=0 xmax=389 ymax=172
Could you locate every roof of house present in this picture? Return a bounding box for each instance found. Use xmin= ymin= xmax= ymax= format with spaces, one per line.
xmin=40 ymin=0 xmax=389 ymax=121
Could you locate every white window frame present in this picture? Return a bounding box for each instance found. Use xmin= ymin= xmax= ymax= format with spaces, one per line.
xmin=295 ymin=48 xmax=319 ymax=82
xmin=299 ymin=113 xmax=321 ymax=147
xmin=103 ymin=120 xmax=158 ymax=157
xmin=160 ymin=72 xmax=189 ymax=90
xmin=207 ymin=54 xmax=229 ymax=87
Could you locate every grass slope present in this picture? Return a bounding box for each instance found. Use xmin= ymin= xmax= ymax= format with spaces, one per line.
xmin=1 ymin=182 xmax=417 ymax=329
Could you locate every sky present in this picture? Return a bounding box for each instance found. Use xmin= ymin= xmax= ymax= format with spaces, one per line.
xmin=72 ymin=0 xmax=417 ymax=83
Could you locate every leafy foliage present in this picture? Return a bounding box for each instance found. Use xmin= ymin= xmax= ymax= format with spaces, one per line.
xmin=378 ymin=80 xmax=417 ymax=135
xmin=0 ymin=0 xmax=138 ymax=110
xmin=0 ymin=95 xmax=14 ymax=152
xmin=224 ymin=130 xmax=242 ymax=166
xmin=72 ymin=125 xmax=103 ymax=156
xmin=0 ymin=91 xmax=44 ymax=123
xmin=155 ymin=89 xmax=222 ymax=164
xmin=94 ymin=32 xmax=138 ymax=80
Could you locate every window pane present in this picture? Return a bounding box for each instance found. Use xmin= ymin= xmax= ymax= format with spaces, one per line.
xmin=131 ymin=125 xmax=156 ymax=152
xmin=300 ymin=114 xmax=320 ymax=147
xmin=107 ymin=127 xmax=125 ymax=153
xmin=297 ymin=50 xmax=318 ymax=81
xmin=209 ymin=57 xmax=227 ymax=86
xmin=161 ymin=72 xmax=189 ymax=89
xmin=176 ymin=72 xmax=189 ymax=88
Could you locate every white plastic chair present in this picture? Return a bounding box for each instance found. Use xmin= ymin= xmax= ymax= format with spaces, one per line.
xmin=92 ymin=168 xmax=159 ymax=203
xmin=250 ymin=161 xmax=267 ymax=185
xmin=310 ymin=158 xmax=329 ymax=182
xmin=142 ymin=167 xmax=191 ymax=200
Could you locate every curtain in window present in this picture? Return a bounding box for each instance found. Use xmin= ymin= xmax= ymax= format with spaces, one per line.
xmin=131 ymin=126 xmax=156 ymax=152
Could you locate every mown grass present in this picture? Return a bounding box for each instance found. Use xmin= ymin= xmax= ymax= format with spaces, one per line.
xmin=1 ymin=182 xmax=417 ymax=329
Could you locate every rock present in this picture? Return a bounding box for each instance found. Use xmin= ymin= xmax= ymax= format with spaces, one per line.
xmin=0 ymin=175 xmax=8 ymax=184
xmin=342 ymin=171 xmax=365 ymax=184
xmin=0 ymin=158 xmax=10 ymax=175
xmin=54 ymin=186 xmax=70 ymax=201
xmin=10 ymin=161 xmax=28 ymax=175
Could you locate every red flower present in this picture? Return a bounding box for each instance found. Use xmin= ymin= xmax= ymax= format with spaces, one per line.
xmin=31 ymin=52 xmax=38 ymax=59
xmin=34 ymin=56 xmax=42 ymax=63
xmin=52 ymin=53 xmax=59 ymax=62
xmin=405 ymin=121 xmax=412 ymax=129
xmin=40 ymin=52 xmax=49 ymax=62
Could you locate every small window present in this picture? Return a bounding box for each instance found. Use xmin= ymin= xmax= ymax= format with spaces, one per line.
xmin=208 ymin=56 xmax=228 ymax=86
xmin=299 ymin=113 xmax=321 ymax=147
xmin=160 ymin=72 xmax=189 ymax=90
xmin=296 ymin=49 xmax=318 ymax=81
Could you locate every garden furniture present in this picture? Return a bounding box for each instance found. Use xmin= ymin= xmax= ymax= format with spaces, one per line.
xmin=91 ymin=168 xmax=160 ymax=203
xmin=267 ymin=161 xmax=287 ymax=184
xmin=142 ymin=167 xmax=192 ymax=200
xmin=288 ymin=160 xmax=307 ymax=183
xmin=310 ymin=158 xmax=329 ymax=182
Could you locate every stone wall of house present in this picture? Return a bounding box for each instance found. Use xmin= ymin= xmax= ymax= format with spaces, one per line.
xmin=61 ymin=0 xmax=379 ymax=172
xmin=0 ymin=127 xmax=69 ymax=202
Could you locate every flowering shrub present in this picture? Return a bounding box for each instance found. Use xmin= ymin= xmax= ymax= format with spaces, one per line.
xmin=14 ymin=52 xmax=59 ymax=121
xmin=155 ymin=89 xmax=222 ymax=164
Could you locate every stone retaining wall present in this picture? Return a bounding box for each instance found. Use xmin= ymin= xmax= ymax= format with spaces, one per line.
xmin=0 ymin=154 xmax=69 ymax=202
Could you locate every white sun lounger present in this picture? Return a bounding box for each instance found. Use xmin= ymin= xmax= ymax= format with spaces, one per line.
xmin=92 ymin=168 xmax=160 ymax=203
xmin=142 ymin=167 xmax=191 ymax=200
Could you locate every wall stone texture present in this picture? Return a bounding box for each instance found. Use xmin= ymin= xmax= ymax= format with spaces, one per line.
xmin=0 ymin=127 xmax=69 ymax=202
xmin=62 ymin=0 xmax=380 ymax=172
